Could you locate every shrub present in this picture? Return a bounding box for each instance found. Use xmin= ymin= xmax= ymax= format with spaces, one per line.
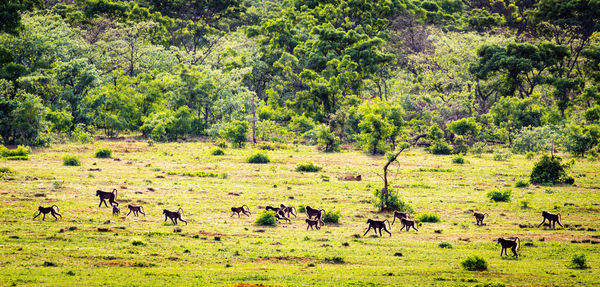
xmin=569 ymin=254 xmax=589 ymax=269
xmin=373 ymin=188 xmax=414 ymax=213
xmin=247 ymin=152 xmax=270 ymax=164
xmin=255 ymin=211 xmax=277 ymax=226
xmin=220 ymin=120 xmax=249 ymax=147
xmin=62 ymin=155 xmax=81 ymax=166
xmin=525 ymin=152 xmax=535 ymax=159
xmin=289 ymin=115 xmax=316 ymax=134
xmin=438 ymin=242 xmax=453 ymax=249
xmin=323 ymin=209 xmax=341 ymax=224
xmin=471 ymin=142 xmax=487 ymax=154
xmin=0 ymin=167 xmax=16 ymax=180
xmin=520 ymin=200 xmax=530 ymax=209
xmin=452 ymin=137 xmax=469 ymax=154
xmin=511 ymin=126 xmax=558 ymax=154
xmin=452 ymin=155 xmax=465 ymax=164
xmin=4 ymin=156 xmax=28 ymax=160
xmin=515 ymin=180 xmax=529 ymax=188
xmin=428 ymin=141 xmax=452 ymax=155
xmin=94 ymin=148 xmax=112 ymax=158
xmin=315 ymin=124 xmax=340 ymax=152
xmin=211 ymin=148 xmax=225 ymax=156
xmin=214 ymin=138 xmax=228 ymax=148
xmin=297 ymin=205 xmax=306 ymax=213
xmin=0 ymin=145 xmax=30 ymax=157
xmin=259 ymin=144 xmax=275 ymax=150
xmin=416 ymin=213 xmax=440 ymax=223
xmin=493 ymin=151 xmax=512 ymax=161
xmin=487 ymin=189 xmax=511 ymax=202
xmin=530 ymin=155 xmax=574 ymax=185
xmin=71 ymin=123 xmax=94 ymax=144
xmin=131 ymin=240 xmax=146 ymax=246
xmin=461 ymin=255 xmax=488 ymax=271
xmin=296 ymin=162 xmax=322 ymax=172
xmin=324 ymin=256 xmax=345 ymax=264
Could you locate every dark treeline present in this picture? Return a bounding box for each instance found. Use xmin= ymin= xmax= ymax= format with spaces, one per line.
xmin=0 ymin=0 xmax=599 ymax=157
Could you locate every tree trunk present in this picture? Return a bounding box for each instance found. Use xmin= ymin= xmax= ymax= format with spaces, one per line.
xmin=251 ymin=93 xmax=257 ymax=143
xmin=381 ymin=146 xmax=408 ymax=211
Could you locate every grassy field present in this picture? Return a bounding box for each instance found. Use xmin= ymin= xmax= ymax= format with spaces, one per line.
xmin=0 ymin=141 xmax=599 ymax=286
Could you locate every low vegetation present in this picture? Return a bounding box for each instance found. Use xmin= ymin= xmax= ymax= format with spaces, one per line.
xmin=255 ymin=211 xmax=277 ymax=226
xmin=94 ymin=148 xmax=112 ymax=158
xmin=461 ymin=255 xmax=488 ymax=271
xmin=487 ymin=189 xmax=511 ymax=202
xmin=61 ymin=155 xmax=80 ymax=166
xmin=415 ymin=213 xmax=440 ymax=223
xmin=247 ymin=152 xmax=270 ymax=164
xmin=295 ymin=162 xmax=322 ymax=172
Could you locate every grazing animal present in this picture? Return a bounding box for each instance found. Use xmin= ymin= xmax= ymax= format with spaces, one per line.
xmin=399 ymin=218 xmax=419 ymax=231
xmin=112 ymin=204 xmax=120 ymax=216
xmin=96 ymin=189 xmax=118 ymax=208
xmin=364 ymin=219 xmax=392 ymax=237
xmin=498 ymin=237 xmax=520 ymax=258
xmin=163 ymin=208 xmax=187 ymax=225
xmin=275 ymin=209 xmax=291 ymax=223
xmin=538 ymin=211 xmax=563 ymax=229
xmin=231 ymin=205 xmax=251 ymax=217
xmin=279 ymin=204 xmax=297 ymax=218
xmin=126 ymin=204 xmax=145 ymax=217
xmin=265 ymin=205 xmax=281 ymax=212
xmin=474 ymin=212 xmax=488 ymax=226
xmin=305 ymin=205 xmax=325 ymax=221
xmin=391 ymin=211 xmax=410 ymax=225
xmin=340 ymin=175 xmax=362 ymax=181
xmin=33 ymin=205 xmax=62 ymax=221
xmin=305 ymin=218 xmax=321 ymax=230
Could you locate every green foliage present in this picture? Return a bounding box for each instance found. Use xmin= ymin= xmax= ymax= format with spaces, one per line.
xmin=438 ymin=242 xmax=453 ymax=249
xmin=447 ymin=117 xmax=480 ymax=138
xmin=255 ymin=211 xmax=277 ymax=226
xmin=220 ymin=120 xmax=249 ymax=147
xmin=297 ymin=205 xmax=306 ymax=213
xmin=324 ymin=256 xmax=345 ymax=264
xmin=141 ymin=107 xmax=198 ymax=142
xmin=564 ymin=124 xmax=600 ymax=157
xmin=166 ymin=170 xmax=219 ymax=178
xmin=452 ymin=155 xmax=465 ymax=164
xmin=511 ymin=126 xmax=560 ymax=154
xmin=486 ymin=189 xmax=511 ymax=202
xmin=452 ymin=137 xmax=469 ymax=154
xmin=428 ymin=141 xmax=452 ymax=155
xmin=210 ymin=148 xmax=225 ymax=156
xmin=315 ymin=124 xmax=340 ymax=152
xmin=295 ymin=163 xmax=322 ymax=172
xmin=515 ymin=180 xmax=529 ymax=188
xmin=373 ymin=188 xmax=413 ymax=213
xmin=569 ymin=254 xmax=589 ymax=269
xmin=3 ymin=156 xmax=28 ymax=160
xmin=46 ymin=110 xmax=73 ymax=134
xmin=255 ymin=120 xmax=294 ymax=143
xmin=584 ymin=105 xmax=600 ymax=123
xmin=247 ymin=152 xmax=270 ymax=164
xmin=323 ymin=209 xmax=341 ymax=224
xmin=530 ymin=155 xmax=574 ymax=185
xmin=428 ymin=124 xmax=444 ymax=140
xmin=289 ymin=115 xmax=315 ymax=134
xmin=0 ymin=166 xmax=16 ymax=179
xmin=493 ymin=151 xmax=512 ymax=161
xmin=520 ymin=200 xmax=530 ymax=209
xmin=0 ymin=145 xmax=30 ymax=157
xmin=214 ymin=139 xmax=228 ymax=149
xmin=415 ymin=213 xmax=440 ymax=223
xmin=94 ymin=148 xmax=112 ymax=158
xmin=71 ymin=124 xmax=94 ymax=144
xmin=525 ymin=152 xmax=536 ymax=159
xmin=471 ymin=142 xmax=488 ymax=155
xmin=62 ymin=155 xmax=81 ymax=166
xmin=357 ymin=113 xmax=393 ymax=155
xmin=461 ymin=255 xmax=488 ymax=271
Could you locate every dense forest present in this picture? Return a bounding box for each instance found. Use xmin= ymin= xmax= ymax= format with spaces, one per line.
xmin=1 ymin=0 xmax=599 ymax=158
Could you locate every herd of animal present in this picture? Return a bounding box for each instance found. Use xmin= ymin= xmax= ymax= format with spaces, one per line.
xmin=32 ymin=186 xmax=567 ymax=259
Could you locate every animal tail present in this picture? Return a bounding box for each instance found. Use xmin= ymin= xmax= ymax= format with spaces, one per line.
xmin=484 ymin=213 xmax=489 ymax=219
xmin=291 ymin=206 xmax=297 ymax=214
xmin=140 ymin=206 xmax=145 ymax=214
xmin=52 ymin=205 xmax=59 ymax=213
xmin=113 ymin=188 xmax=118 ymax=199
xmin=383 ymin=219 xmax=390 ymax=229
xmin=557 ymin=213 xmax=561 ymax=220
xmin=177 ymin=208 xmax=183 ymax=215
xmin=515 ymin=237 xmax=520 ymax=251
xmin=242 ymin=205 xmax=250 ymax=213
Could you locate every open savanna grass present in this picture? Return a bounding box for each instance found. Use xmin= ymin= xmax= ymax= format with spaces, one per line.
xmin=0 ymin=141 xmax=599 ymax=286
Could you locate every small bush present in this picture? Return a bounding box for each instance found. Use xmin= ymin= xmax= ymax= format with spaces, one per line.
xmin=247 ymin=152 xmax=270 ymax=164
xmin=220 ymin=120 xmax=248 ymax=147
xmin=373 ymin=188 xmax=414 ymax=213
xmin=0 ymin=167 xmax=16 ymax=180
xmin=296 ymin=162 xmax=322 ymax=172
xmin=487 ymin=189 xmax=511 ymax=202
xmin=416 ymin=213 xmax=440 ymax=223
xmin=323 ymin=209 xmax=341 ymax=224
xmin=255 ymin=211 xmax=277 ymax=226
xmin=471 ymin=142 xmax=487 ymax=154
xmin=94 ymin=148 xmax=112 ymax=158
xmin=461 ymin=255 xmax=488 ymax=271
xmin=525 ymin=152 xmax=535 ymax=159
xmin=569 ymin=254 xmax=589 ymax=269
xmin=62 ymin=155 xmax=81 ymax=166
xmin=214 ymin=138 xmax=228 ymax=148
xmin=71 ymin=124 xmax=94 ymax=143
xmin=452 ymin=155 xmax=465 ymax=164
xmin=166 ymin=171 xmax=220 ymax=178
xmin=493 ymin=151 xmax=512 ymax=161
xmin=297 ymin=205 xmax=306 ymax=213
xmin=259 ymin=144 xmax=275 ymax=150
xmin=530 ymin=155 xmax=574 ymax=185
xmin=131 ymin=240 xmax=146 ymax=246
xmin=324 ymin=256 xmax=345 ymax=264
xmin=210 ymin=148 xmax=225 ymax=156
xmin=520 ymin=200 xmax=530 ymax=209
xmin=428 ymin=141 xmax=452 ymax=155
xmin=515 ymin=180 xmax=529 ymax=188
xmin=0 ymin=145 xmax=30 ymax=157
xmin=438 ymin=242 xmax=453 ymax=249
xmin=4 ymin=156 xmax=28 ymax=160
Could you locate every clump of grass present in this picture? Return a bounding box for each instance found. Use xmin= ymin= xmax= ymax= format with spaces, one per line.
xmin=452 ymin=155 xmax=465 ymax=164
xmin=569 ymin=254 xmax=590 ymax=269
xmin=214 ymin=138 xmax=228 ymax=148
xmin=255 ymin=211 xmax=277 ymax=226
xmin=62 ymin=155 xmax=81 ymax=166
xmin=487 ymin=189 xmax=511 ymax=202
xmin=131 ymin=240 xmax=146 ymax=246
xmin=0 ymin=167 xmax=16 ymax=179
xmin=417 ymin=168 xmax=454 ymax=172
xmin=297 ymin=205 xmax=306 ymax=213
xmin=416 ymin=213 xmax=440 ymax=223
xmin=461 ymin=255 xmax=488 ymax=271
xmin=515 ymin=180 xmax=529 ymax=187
xmin=94 ymin=148 xmax=112 ymax=158
xmin=296 ymin=162 xmax=322 ymax=172
xmin=211 ymin=148 xmax=225 ymax=156
xmin=323 ymin=209 xmax=341 ymax=223
xmin=525 ymin=152 xmax=535 ymax=159
xmin=0 ymin=145 xmax=30 ymax=157
xmin=247 ymin=152 xmax=270 ymax=164
xmin=4 ymin=156 xmax=28 ymax=160
xmin=438 ymin=242 xmax=453 ymax=249
xmin=259 ymin=144 xmax=275 ymax=150
xmin=493 ymin=151 xmax=512 ymax=161
xmin=166 ymin=170 xmax=219 ymax=177
xmin=520 ymin=200 xmax=530 ymax=209
xmin=324 ymin=256 xmax=345 ymax=264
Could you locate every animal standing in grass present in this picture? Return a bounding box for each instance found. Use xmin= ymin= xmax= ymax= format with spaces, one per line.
xmin=398 ymin=218 xmax=419 ymax=231
xmin=163 ymin=208 xmax=187 ymax=225
xmin=33 ymin=205 xmax=62 ymax=221
xmin=279 ymin=204 xmax=297 ymax=217
xmin=96 ymin=189 xmax=118 ymax=207
xmin=305 ymin=218 xmax=321 ymax=230
xmin=364 ymin=219 xmax=392 ymax=237
xmin=391 ymin=211 xmax=410 ymax=225
xmin=498 ymin=237 xmax=520 ymax=258
xmin=538 ymin=211 xmax=563 ymax=229
xmin=127 ymin=204 xmax=145 ymax=216
xmin=231 ymin=205 xmax=251 ymax=217
xmin=474 ymin=212 xmax=488 ymax=226
xmin=112 ymin=204 xmax=120 ymax=216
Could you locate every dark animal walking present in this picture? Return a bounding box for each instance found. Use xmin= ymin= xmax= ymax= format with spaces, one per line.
xmin=391 ymin=211 xmax=410 ymax=225
xmin=275 ymin=209 xmax=291 ymax=223
xmin=364 ymin=219 xmax=392 ymax=237
xmin=474 ymin=212 xmax=488 ymax=226
xmin=231 ymin=205 xmax=251 ymax=217
xmin=399 ymin=218 xmax=419 ymax=231
xmin=305 ymin=218 xmax=321 ymax=230
xmin=279 ymin=204 xmax=297 ymax=217
xmin=163 ymin=208 xmax=187 ymax=225
xmin=538 ymin=211 xmax=563 ymax=229
xmin=33 ymin=205 xmax=62 ymax=221
xmin=127 ymin=204 xmax=145 ymax=217
xmin=96 ymin=189 xmax=118 ymax=207
xmin=112 ymin=204 xmax=120 ymax=216
xmin=498 ymin=237 xmax=520 ymax=258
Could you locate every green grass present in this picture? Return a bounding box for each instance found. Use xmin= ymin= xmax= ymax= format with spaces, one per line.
xmin=0 ymin=141 xmax=599 ymax=286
